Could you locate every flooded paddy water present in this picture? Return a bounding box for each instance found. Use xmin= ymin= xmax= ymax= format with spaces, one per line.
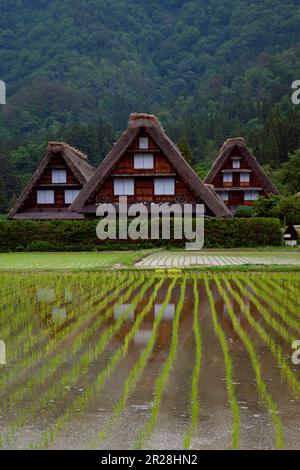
xmin=0 ymin=271 xmax=300 ymax=450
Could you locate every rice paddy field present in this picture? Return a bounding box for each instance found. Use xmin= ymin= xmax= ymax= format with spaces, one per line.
xmin=1 ymin=270 xmax=300 ymax=450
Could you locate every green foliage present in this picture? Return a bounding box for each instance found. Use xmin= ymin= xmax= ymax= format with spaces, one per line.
xmin=253 ymin=194 xmax=300 ymax=224
xmin=253 ymin=195 xmax=281 ymax=218
xmin=177 ymin=137 xmax=193 ymax=165
xmin=0 ymin=217 xmax=283 ymax=251
xmin=275 ymin=195 xmax=300 ymax=225
xmin=276 ymin=149 xmax=300 ymax=195
xmin=0 ymin=1 xmax=300 ymax=212
xmin=235 ymin=205 xmax=254 ymax=218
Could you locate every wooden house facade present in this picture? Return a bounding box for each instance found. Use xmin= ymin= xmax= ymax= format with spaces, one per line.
xmin=70 ymin=113 xmax=231 ymax=217
xmin=204 ymin=138 xmax=279 ymax=213
xmin=9 ymin=142 xmax=95 ymax=219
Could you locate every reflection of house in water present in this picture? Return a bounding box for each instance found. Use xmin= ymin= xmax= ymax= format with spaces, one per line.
xmin=114 ymin=304 xmax=135 ymax=321
xmin=116 ymin=301 xmax=175 ymax=348
xmin=52 ymin=307 xmax=67 ymax=322
xmin=0 ymin=340 xmax=6 ymax=365
xmin=134 ymin=329 xmax=152 ymax=345
xmin=36 ymin=287 xmax=78 ymax=333
xmin=116 ymin=281 xmax=194 ymax=348
xmin=154 ymin=304 xmax=175 ymax=320
xmin=37 ymin=287 xmax=56 ymax=303
xmin=212 ymin=283 xmax=261 ymax=346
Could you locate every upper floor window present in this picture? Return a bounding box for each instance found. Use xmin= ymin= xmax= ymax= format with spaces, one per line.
xmin=154 ymin=177 xmax=175 ymax=195
xmin=134 ymin=153 xmax=154 ymax=169
xmin=223 ymin=172 xmax=233 ymax=184
xmin=37 ymin=189 xmax=55 ymax=204
xmin=52 ymin=169 xmax=67 ymax=184
xmin=232 ymin=158 xmax=241 ymax=169
xmin=244 ymin=190 xmax=259 ymax=201
xmin=139 ymin=137 xmax=149 ymax=150
xmin=240 ymin=172 xmax=250 ymax=183
xmin=64 ymin=189 xmax=81 ymax=204
xmin=114 ymin=178 xmax=134 ymax=196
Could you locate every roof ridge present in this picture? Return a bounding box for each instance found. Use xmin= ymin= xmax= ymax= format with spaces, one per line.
xmin=48 ymin=141 xmax=88 ymax=161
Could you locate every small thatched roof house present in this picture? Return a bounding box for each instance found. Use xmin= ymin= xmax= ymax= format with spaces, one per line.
xmin=70 ymin=113 xmax=231 ymax=217
xmin=204 ymin=138 xmax=279 ymax=214
xmin=9 ymin=142 xmax=95 ymax=220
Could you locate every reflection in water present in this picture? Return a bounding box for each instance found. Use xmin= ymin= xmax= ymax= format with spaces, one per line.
xmin=134 ymin=329 xmax=153 ymax=344
xmin=52 ymin=307 xmax=67 ymax=322
xmin=1 ymin=271 xmax=300 ymax=450
xmin=0 ymin=340 xmax=6 ymax=365
xmin=37 ymin=288 xmax=56 ymax=302
xmin=154 ymin=304 xmax=175 ymax=320
xmin=114 ymin=304 xmax=135 ymax=320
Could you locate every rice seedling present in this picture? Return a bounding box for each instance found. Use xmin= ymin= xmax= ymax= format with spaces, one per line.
xmin=183 ymin=275 xmax=202 ymax=450
xmin=27 ymin=274 xmax=157 ymax=449
xmin=233 ymin=278 xmax=299 ymax=345
xmin=205 ymin=277 xmax=240 ymax=450
xmin=133 ymin=277 xmax=186 ymax=450
xmin=86 ymin=276 xmax=178 ymax=449
xmin=215 ymin=278 xmax=284 ymax=450
xmin=2 ymin=271 xmax=300 ymax=450
xmin=247 ymin=277 xmax=300 ymax=334
xmin=223 ymin=278 xmax=300 ymax=397
xmin=0 ymin=272 xmax=130 ymax=396
xmin=1 ymin=273 xmax=143 ymax=445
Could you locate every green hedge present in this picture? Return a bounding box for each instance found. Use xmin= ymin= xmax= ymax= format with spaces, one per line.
xmin=0 ymin=218 xmax=282 ymax=252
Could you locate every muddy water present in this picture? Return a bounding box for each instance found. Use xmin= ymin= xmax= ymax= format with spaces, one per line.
xmin=0 ymin=272 xmax=300 ymax=450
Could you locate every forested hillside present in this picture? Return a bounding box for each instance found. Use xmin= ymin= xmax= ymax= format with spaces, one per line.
xmin=0 ymin=0 xmax=300 ymax=212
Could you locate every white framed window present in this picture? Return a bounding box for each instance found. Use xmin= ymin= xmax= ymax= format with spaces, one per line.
xmin=64 ymin=189 xmax=81 ymax=204
xmin=219 ymin=191 xmax=229 ymax=202
xmin=114 ymin=178 xmax=134 ymax=196
xmin=37 ymin=189 xmax=55 ymax=204
xmin=154 ymin=177 xmax=175 ymax=195
xmin=52 ymin=169 xmax=67 ymax=184
xmin=245 ymin=190 xmax=259 ymax=201
xmin=139 ymin=137 xmax=149 ymax=150
xmin=223 ymin=172 xmax=233 ymax=183
xmin=154 ymin=304 xmax=175 ymax=320
xmin=232 ymin=158 xmax=241 ymax=169
xmin=134 ymin=153 xmax=154 ymax=169
xmin=240 ymin=172 xmax=250 ymax=183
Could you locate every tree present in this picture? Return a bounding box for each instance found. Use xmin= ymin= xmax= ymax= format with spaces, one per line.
xmin=235 ymin=205 xmax=253 ymax=218
xmin=274 ymin=196 xmax=300 ymax=225
xmin=253 ymin=194 xmax=280 ymax=218
xmin=177 ymin=137 xmax=193 ymax=165
xmin=277 ymin=149 xmax=300 ymax=195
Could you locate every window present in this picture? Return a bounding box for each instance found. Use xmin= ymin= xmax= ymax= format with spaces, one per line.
xmin=52 ymin=169 xmax=67 ymax=184
xmin=139 ymin=137 xmax=149 ymax=149
xmin=114 ymin=178 xmax=134 ymax=196
xmin=219 ymin=191 xmax=229 ymax=202
xmin=223 ymin=172 xmax=233 ymax=183
xmin=154 ymin=304 xmax=175 ymax=320
xmin=245 ymin=190 xmax=259 ymax=201
xmin=232 ymin=158 xmax=241 ymax=169
xmin=240 ymin=172 xmax=250 ymax=183
xmin=154 ymin=177 xmax=175 ymax=195
xmin=134 ymin=153 xmax=154 ymax=169
xmin=114 ymin=304 xmax=134 ymax=320
xmin=37 ymin=190 xmax=55 ymax=204
xmin=64 ymin=189 xmax=81 ymax=204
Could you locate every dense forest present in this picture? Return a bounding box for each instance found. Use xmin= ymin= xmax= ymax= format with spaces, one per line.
xmin=0 ymin=0 xmax=300 ymax=212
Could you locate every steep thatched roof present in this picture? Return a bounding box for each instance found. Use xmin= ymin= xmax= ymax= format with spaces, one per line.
xmin=204 ymin=137 xmax=280 ymax=195
xmin=70 ymin=113 xmax=232 ymax=217
xmin=9 ymin=142 xmax=95 ymax=218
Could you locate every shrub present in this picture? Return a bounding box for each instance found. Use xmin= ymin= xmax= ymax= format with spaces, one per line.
xmin=235 ymin=205 xmax=254 ymax=218
xmin=0 ymin=217 xmax=283 ymax=251
xmin=253 ymin=195 xmax=281 ymax=218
